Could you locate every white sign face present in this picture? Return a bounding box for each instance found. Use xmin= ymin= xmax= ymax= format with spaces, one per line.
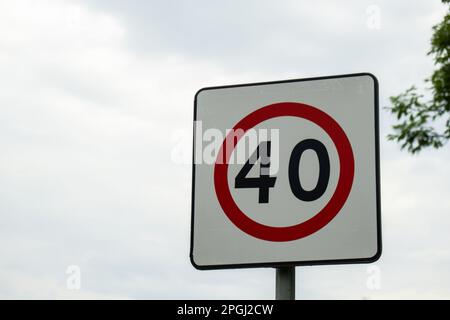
xmin=190 ymin=73 xmax=381 ymax=269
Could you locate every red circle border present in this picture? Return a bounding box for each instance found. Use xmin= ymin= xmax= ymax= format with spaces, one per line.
xmin=214 ymin=102 xmax=355 ymax=242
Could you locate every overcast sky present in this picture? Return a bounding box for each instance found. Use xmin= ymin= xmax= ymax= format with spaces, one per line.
xmin=0 ymin=0 xmax=449 ymax=299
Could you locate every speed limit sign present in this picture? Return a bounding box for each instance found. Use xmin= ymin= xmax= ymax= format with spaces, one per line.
xmin=190 ymin=73 xmax=381 ymax=269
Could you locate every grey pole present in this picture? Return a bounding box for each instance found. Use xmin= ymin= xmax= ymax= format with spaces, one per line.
xmin=275 ymin=267 xmax=295 ymax=300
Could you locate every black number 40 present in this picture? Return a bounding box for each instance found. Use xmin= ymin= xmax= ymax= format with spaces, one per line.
xmin=234 ymin=139 xmax=330 ymax=203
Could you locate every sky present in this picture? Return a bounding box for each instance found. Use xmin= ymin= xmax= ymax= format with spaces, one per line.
xmin=0 ymin=0 xmax=449 ymax=299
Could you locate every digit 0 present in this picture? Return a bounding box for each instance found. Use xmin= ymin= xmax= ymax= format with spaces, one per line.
xmin=288 ymin=139 xmax=330 ymax=201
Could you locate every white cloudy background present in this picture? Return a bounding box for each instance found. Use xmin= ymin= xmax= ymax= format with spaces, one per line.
xmin=0 ymin=0 xmax=449 ymax=299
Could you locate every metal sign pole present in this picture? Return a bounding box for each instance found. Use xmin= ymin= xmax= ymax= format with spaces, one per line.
xmin=275 ymin=267 xmax=295 ymax=300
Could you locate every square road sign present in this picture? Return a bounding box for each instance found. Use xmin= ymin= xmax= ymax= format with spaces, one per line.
xmin=190 ymin=73 xmax=381 ymax=269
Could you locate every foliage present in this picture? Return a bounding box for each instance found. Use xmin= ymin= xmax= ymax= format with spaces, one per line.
xmin=387 ymin=0 xmax=450 ymax=153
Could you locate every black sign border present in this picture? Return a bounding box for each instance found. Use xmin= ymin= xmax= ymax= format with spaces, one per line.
xmin=190 ymin=72 xmax=382 ymax=270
